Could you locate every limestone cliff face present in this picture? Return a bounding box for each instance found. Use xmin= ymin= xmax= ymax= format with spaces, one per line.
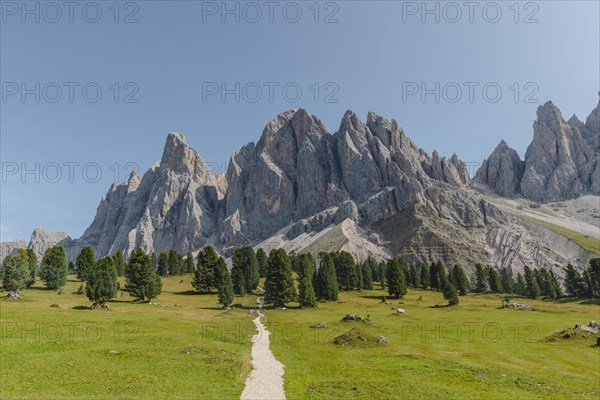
xmin=79 ymin=133 xmax=225 ymax=256
xmin=476 ymin=95 xmax=599 ymax=202
xmin=0 ymin=240 xmax=26 ymax=264
xmin=7 ymin=101 xmax=597 ymax=272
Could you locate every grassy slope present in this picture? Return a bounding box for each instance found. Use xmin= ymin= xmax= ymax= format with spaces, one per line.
xmin=1 ymin=277 xmax=599 ymax=399
xmin=265 ymin=288 xmax=600 ymax=400
xmin=524 ymin=217 xmax=600 ymax=255
xmin=0 ymin=275 xmax=256 ymax=400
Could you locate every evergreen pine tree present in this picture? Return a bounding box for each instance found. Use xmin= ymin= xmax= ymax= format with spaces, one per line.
xmin=451 ymin=265 xmax=469 ymax=296
xmin=231 ymin=260 xmax=246 ymax=296
xmin=256 ymin=248 xmax=268 ymax=278
xmin=429 ymin=262 xmax=440 ymax=290
xmin=499 ymin=268 xmax=514 ymax=294
xmin=232 ymin=246 xmax=259 ymax=293
xmin=2 ymin=249 xmax=30 ymax=291
xmin=298 ymin=253 xmax=317 ymax=308
xmin=76 ymin=246 xmax=95 ymax=281
xmin=316 ymin=253 xmax=339 ymax=301
xmin=168 ymin=250 xmax=183 ymax=276
xmin=115 ymin=250 xmax=126 ymax=277
xmin=264 ymin=249 xmax=296 ymax=307
xmin=125 ymin=248 xmax=162 ymax=302
xmin=356 ymin=261 xmax=364 ymax=290
xmin=192 ymin=246 xmax=220 ymax=292
xmin=443 ymin=282 xmax=459 ymax=306
xmin=85 ymin=256 xmax=118 ymax=306
xmin=378 ymin=262 xmax=386 ymax=289
xmin=185 ymin=252 xmax=195 ymax=274
xmin=419 ymin=263 xmax=430 ymax=289
xmin=564 ymin=263 xmax=585 ymax=297
xmin=39 ymin=246 xmax=69 ymax=290
xmin=587 ymin=258 xmax=600 ymax=298
xmin=214 ymin=257 xmax=233 ymax=307
xmin=474 ymin=263 xmax=488 ymax=293
xmin=523 ymin=265 xmax=540 ymax=299
xmin=437 ymin=261 xmax=448 ymax=290
xmin=371 ymin=258 xmax=380 ymax=282
xmin=157 ymin=250 xmax=169 ymax=276
xmin=515 ymin=273 xmax=527 ymax=296
xmin=333 ymin=251 xmax=356 ymax=291
xmin=25 ymin=248 xmax=38 ymax=288
xmin=361 ymin=259 xmax=373 ymax=290
xmin=487 ymin=267 xmax=503 ymax=293
xmin=409 ymin=264 xmax=418 ymax=288
xmin=386 ymin=259 xmax=407 ymax=299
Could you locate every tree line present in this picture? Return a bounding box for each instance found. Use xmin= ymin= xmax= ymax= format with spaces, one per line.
xmin=2 ymin=243 xmax=599 ymax=309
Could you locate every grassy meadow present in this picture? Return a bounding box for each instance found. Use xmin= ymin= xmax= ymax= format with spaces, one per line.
xmin=1 ymin=275 xmax=599 ymax=399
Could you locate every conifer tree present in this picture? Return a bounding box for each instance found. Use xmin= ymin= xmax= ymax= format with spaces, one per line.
xmin=2 ymin=249 xmax=30 ymax=291
xmin=386 ymin=259 xmax=407 ymax=299
xmin=125 ymin=248 xmax=162 ymax=302
xmin=487 ymin=267 xmax=503 ymax=293
xmin=409 ymin=264 xmax=418 ymax=288
xmin=515 ymin=273 xmax=527 ymax=296
xmin=231 ymin=260 xmax=246 ymax=296
xmin=356 ymin=261 xmax=363 ymax=290
xmin=192 ymin=246 xmax=220 ymax=292
xmin=316 ymin=253 xmax=338 ymax=301
xmin=419 ymin=263 xmax=430 ymax=289
xmin=499 ymin=268 xmax=514 ymax=294
xmin=76 ymin=246 xmax=95 ymax=281
xmin=587 ymin=258 xmax=600 ymax=298
xmin=362 ymin=259 xmax=373 ymax=290
xmin=523 ymin=265 xmax=540 ymax=299
xmin=451 ymin=265 xmax=469 ymax=296
xmin=436 ymin=261 xmax=448 ymax=290
xmin=378 ymin=261 xmax=386 ymax=289
xmin=564 ymin=263 xmax=585 ymax=297
xmin=40 ymin=246 xmax=69 ymax=290
xmin=168 ymin=250 xmax=183 ymax=276
xmin=334 ymin=251 xmax=356 ymax=291
xmin=256 ymin=248 xmax=268 ymax=278
xmin=232 ymin=246 xmax=259 ymax=293
xmin=157 ymin=250 xmax=169 ymax=277
xmin=185 ymin=252 xmax=195 ymax=274
xmin=264 ymin=249 xmax=296 ymax=307
xmin=429 ymin=261 xmax=440 ymax=290
xmin=298 ymin=253 xmax=317 ymax=308
xmin=115 ymin=250 xmax=126 ymax=277
xmin=25 ymin=248 xmax=38 ymax=288
xmin=85 ymin=256 xmax=118 ymax=306
xmin=214 ymin=257 xmax=233 ymax=307
xmin=443 ymin=282 xmax=459 ymax=306
xmin=474 ymin=263 xmax=488 ymax=293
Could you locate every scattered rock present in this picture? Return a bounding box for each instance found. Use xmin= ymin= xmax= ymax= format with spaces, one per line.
xmin=50 ymin=303 xmax=61 ymax=308
xmin=90 ymin=303 xmax=111 ymax=310
xmin=311 ymin=322 xmax=328 ymax=329
xmin=173 ymin=304 xmax=181 ymax=307
xmin=108 ymin=350 xmax=119 ymax=355
xmin=575 ymin=321 xmax=600 ymax=334
xmin=378 ymin=336 xmax=388 ymax=344
xmin=502 ymin=302 xmax=533 ymax=310
xmin=341 ymin=313 xmax=373 ymax=325
xmin=223 ymin=306 xmax=231 ymax=310
xmin=5 ymin=291 xmax=22 ymax=301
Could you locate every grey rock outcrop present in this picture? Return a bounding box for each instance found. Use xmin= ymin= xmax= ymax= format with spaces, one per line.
xmin=474 ymin=140 xmax=524 ymax=197
xmin=0 ymin=240 xmax=26 ymax=264
xmin=476 ymin=95 xmax=600 ymax=202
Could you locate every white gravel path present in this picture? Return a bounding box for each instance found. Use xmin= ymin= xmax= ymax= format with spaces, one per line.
xmin=240 ymin=301 xmax=286 ymax=400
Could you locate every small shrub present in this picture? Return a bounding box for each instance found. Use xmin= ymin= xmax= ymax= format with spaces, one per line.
xmin=380 ymin=296 xmax=387 ymax=303
xmin=333 ymin=327 xmax=379 ymax=347
xmin=76 ymin=285 xmax=84 ymax=295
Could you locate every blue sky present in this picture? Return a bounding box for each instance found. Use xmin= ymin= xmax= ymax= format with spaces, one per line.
xmin=1 ymin=0 xmax=599 ymax=242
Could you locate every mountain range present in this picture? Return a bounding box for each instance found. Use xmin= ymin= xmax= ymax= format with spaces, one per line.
xmin=2 ymin=95 xmax=599 ymax=277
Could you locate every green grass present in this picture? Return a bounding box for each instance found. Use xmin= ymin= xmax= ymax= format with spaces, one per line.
xmin=2 ymin=278 xmax=599 ymax=399
xmin=265 ymin=288 xmax=600 ymax=400
xmin=0 ymin=275 xmax=256 ymax=400
xmin=524 ymin=217 xmax=600 ymax=255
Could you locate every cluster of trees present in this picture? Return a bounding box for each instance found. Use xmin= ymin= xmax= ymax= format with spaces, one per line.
xmin=157 ymin=250 xmax=195 ymax=276
xmin=564 ymin=259 xmax=600 ymax=298
xmin=1 ymin=247 xmax=69 ymax=292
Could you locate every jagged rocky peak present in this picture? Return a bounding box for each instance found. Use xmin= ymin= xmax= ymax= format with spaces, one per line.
xmin=474 ymin=139 xmax=524 ymax=197
xmin=475 ymin=95 xmax=599 ymax=202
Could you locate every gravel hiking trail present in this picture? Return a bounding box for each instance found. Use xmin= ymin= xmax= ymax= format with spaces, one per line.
xmin=240 ymin=298 xmax=286 ymax=400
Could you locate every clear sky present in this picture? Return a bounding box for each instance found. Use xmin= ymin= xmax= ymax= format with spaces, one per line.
xmin=1 ymin=0 xmax=599 ymax=242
